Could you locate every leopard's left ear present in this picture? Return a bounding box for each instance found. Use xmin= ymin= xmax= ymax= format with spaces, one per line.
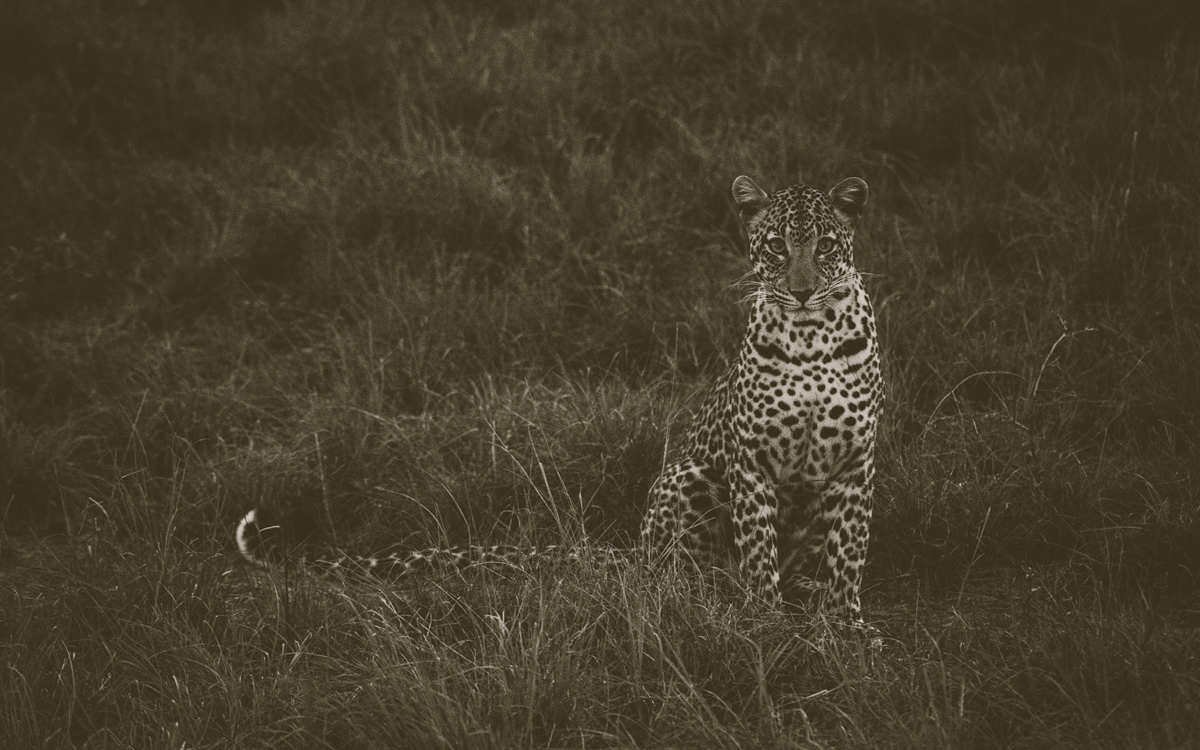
xmin=732 ymin=175 xmax=771 ymax=229
xmin=830 ymin=177 xmax=868 ymax=226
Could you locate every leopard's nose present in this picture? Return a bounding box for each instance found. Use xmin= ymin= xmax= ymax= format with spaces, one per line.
xmin=791 ymin=288 xmax=814 ymax=304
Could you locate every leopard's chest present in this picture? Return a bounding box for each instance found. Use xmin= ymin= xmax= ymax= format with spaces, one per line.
xmin=726 ymin=310 xmax=881 ymax=481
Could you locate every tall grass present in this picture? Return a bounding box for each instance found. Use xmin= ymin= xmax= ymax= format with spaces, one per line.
xmin=2 ymin=0 xmax=1198 ymax=746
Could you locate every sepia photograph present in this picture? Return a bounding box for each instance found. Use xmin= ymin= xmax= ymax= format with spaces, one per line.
xmin=1 ymin=0 xmax=1197 ymax=747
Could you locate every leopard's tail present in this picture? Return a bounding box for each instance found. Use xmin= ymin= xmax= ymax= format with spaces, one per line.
xmin=235 ymin=508 xmax=624 ymax=575
xmin=235 ymin=509 xmax=277 ymax=569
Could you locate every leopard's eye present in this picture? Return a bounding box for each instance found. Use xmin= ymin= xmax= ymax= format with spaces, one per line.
xmin=766 ymin=237 xmax=787 ymax=256
xmin=816 ymin=237 xmax=835 ymax=254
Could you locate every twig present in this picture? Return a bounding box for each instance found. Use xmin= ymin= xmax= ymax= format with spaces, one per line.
xmin=315 ymin=432 xmax=338 ymax=547
xmin=1027 ymin=318 xmax=1098 ymax=410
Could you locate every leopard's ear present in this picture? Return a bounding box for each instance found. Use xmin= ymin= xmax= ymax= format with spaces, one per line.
xmin=830 ymin=177 xmax=868 ymax=226
xmin=732 ymin=175 xmax=770 ymax=228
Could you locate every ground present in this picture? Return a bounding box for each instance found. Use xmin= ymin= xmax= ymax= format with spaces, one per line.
xmin=1 ymin=0 xmax=1198 ymax=747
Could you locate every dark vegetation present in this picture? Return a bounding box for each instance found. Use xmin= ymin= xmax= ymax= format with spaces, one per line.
xmin=2 ymin=0 xmax=1198 ymax=747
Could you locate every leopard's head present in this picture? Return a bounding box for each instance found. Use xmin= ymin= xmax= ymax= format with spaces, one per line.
xmin=733 ymin=175 xmax=868 ymax=311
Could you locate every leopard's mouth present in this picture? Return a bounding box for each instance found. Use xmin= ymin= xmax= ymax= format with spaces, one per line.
xmin=764 ymin=280 xmax=853 ymax=311
xmin=780 ymin=285 xmax=851 ymax=311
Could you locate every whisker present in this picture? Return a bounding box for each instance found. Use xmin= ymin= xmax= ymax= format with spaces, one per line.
xmin=740 ymin=287 xmax=768 ymax=305
xmin=726 ymin=270 xmax=760 ymax=292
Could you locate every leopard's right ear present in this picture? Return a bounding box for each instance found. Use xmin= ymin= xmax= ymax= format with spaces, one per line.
xmin=732 ymin=175 xmax=770 ymax=228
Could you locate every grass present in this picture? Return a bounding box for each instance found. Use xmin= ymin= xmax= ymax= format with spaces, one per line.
xmin=2 ymin=0 xmax=1199 ymax=746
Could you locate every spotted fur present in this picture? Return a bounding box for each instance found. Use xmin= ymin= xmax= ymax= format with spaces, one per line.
xmin=235 ymin=509 xmax=612 ymax=574
xmin=235 ymin=175 xmax=882 ymax=622
xmin=641 ymin=175 xmax=882 ymax=621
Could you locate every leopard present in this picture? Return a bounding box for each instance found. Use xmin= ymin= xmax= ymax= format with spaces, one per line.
xmin=235 ymin=174 xmax=882 ymax=622
xmin=640 ymin=174 xmax=882 ymax=622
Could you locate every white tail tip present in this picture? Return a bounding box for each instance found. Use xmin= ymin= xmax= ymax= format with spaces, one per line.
xmin=235 ymin=509 xmax=269 ymax=567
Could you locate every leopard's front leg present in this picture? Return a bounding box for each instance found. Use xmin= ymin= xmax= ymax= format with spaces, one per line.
xmin=729 ymin=472 xmax=783 ymax=605
xmin=816 ymin=476 xmax=873 ymax=622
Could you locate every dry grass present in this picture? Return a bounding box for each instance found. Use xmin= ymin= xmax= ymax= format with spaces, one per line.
xmin=2 ymin=0 xmax=1198 ymax=747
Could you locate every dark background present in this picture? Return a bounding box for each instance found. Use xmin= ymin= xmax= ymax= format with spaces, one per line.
xmin=2 ymin=1 xmax=1198 ymax=747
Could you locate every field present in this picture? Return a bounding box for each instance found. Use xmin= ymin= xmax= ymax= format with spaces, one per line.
xmin=2 ymin=0 xmax=1199 ymax=747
